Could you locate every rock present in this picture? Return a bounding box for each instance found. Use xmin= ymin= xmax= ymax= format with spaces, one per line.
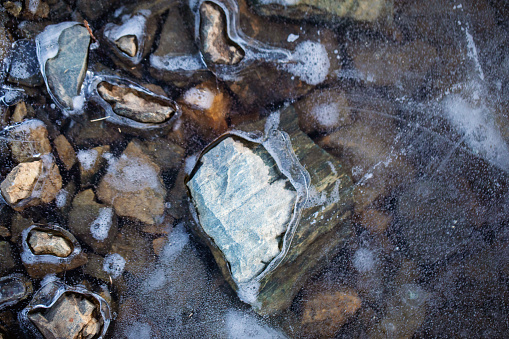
xmin=41 ymin=24 xmax=91 ymax=110
xmin=10 ymin=213 xmax=34 ymax=243
xmin=27 ymin=229 xmax=73 ymax=257
xmin=53 ymin=134 xmax=77 ymax=171
xmin=68 ymin=189 xmax=118 ymax=255
xmin=23 ymin=0 xmax=49 ymax=19
xmin=366 ymin=284 xmax=429 ymax=339
xmin=55 ymin=181 xmax=76 ymax=214
xmin=0 ymin=155 xmax=62 ymax=210
xmin=97 ymin=82 xmax=175 ymax=124
xmin=357 ymin=208 xmax=392 ymax=234
xmin=295 ymin=88 xmax=353 ymax=135
xmin=3 ymin=1 xmax=23 ymax=17
xmin=0 ymin=274 xmax=33 ymax=310
xmin=138 ymin=139 xmax=185 ymax=172
xmin=97 ymin=141 xmax=166 ymax=225
xmin=349 ymin=40 xmax=437 ymax=95
xmin=249 ymin=0 xmax=393 ymax=23
xmin=0 ymin=22 xmax=12 ymax=80
xmin=77 ymin=145 xmax=110 ymax=187
xmin=188 ymin=137 xmax=298 ymax=283
xmin=0 ymin=241 xmax=15 ymax=276
xmin=300 ymin=285 xmax=361 ymax=338
xmin=8 ymin=119 xmax=52 ymax=164
xmin=109 ymin=228 xmax=154 ymax=276
xmin=0 ymin=226 xmax=10 ymax=238
xmin=187 ymin=106 xmax=353 ymax=314
xmin=7 ymin=39 xmax=43 ymax=87
xmin=152 ymin=237 xmax=166 ymax=256
xmin=20 ymin=225 xmax=87 ymax=278
xmin=179 ymin=81 xmax=230 ymax=140
xmin=115 ymin=35 xmax=137 ymax=57
xmin=77 ymin=0 xmax=119 ymax=21
xmin=11 ymin=101 xmax=35 ymax=123
xmin=27 ymin=292 xmax=100 ymax=339
xmin=200 ymin=1 xmax=244 ymax=65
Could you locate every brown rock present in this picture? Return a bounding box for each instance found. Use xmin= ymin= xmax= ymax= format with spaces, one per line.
xmin=97 ymin=141 xmax=166 ymax=225
xmin=10 ymin=213 xmax=34 ymax=243
xmin=4 ymin=1 xmax=23 ymax=17
xmin=0 ymin=226 xmax=10 ymax=238
xmin=110 ymin=228 xmax=154 ymax=276
xmin=77 ymin=145 xmax=110 ymax=188
xmin=68 ymin=189 xmax=118 ymax=255
xmin=301 ymin=287 xmax=361 ymax=338
xmin=27 ymin=229 xmax=73 ymax=257
xmin=11 ymin=101 xmax=30 ymax=123
xmin=152 ymin=237 xmax=167 ymax=256
xmin=358 ymin=209 xmax=392 ymax=234
xmin=27 ymin=292 xmax=100 ymax=339
xmin=53 ymin=134 xmax=77 ymax=171
xmin=0 ymin=155 xmax=62 ymax=210
xmin=138 ymin=139 xmax=185 ymax=172
xmin=200 ymin=1 xmax=244 ymax=65
xmin=115 ymin=35 xmax=137 ymax=57
xmin=295 ymin=88 xmax=353 ymax=135
xmin=0 ymin=241 xmax=15 ymax=276
xmin=8 ymin=119 xmax=52 ymax=164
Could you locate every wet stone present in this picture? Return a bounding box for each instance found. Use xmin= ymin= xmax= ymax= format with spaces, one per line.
xmin=200 ymin=1 xmax=244 ymax=65
xmin=44 ymin=24 xmax=91 ymax=110
xmin=4 ymin=1 xmax=23 ymax=17
xmin=115 ymin=35 xmax=137 ymax=58
xmin=0 ymin=241 xmax=15 ymax=276
xmin=7 ymin=40 xmax=43 ymax=87
xmin=27 ymin=229 xmax=73 ymax=257
xmin=53 ymin=134 xmax=77 ymax=171
xmin=97 ymin=82 xmax=175 ymax=124
xmin=0 ymin=274 xmax=33 ymax=310
xmin=27 ymin=292 xmax=101 ymax=339
xmin=77 ymin=145 xmax=110 ymax=188
xmin=0 ymin=226 xmax=10 ymax=238
xmin=188 ymin=137 xmax=297 ymax=283
xmin=97 ymin=141 xmax=166 ymax=225
xmin=7 ymin=119 xmax=52 ymax=164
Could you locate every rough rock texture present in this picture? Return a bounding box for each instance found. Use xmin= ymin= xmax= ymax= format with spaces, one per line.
xmin=8 ymin=119 xmax=52 ymax=164
xmin=200 ymin=1 xmax=244 ymax=65
xmin=53 ymin=134 xmax=77 ymax=171
xmin=97 ymin=141 xmax=166 ymax=225
xmin=249 ymin=0 xmax=393 ymax=23
xmin=27 ymin=229 xmax=73 ymax=257
xmin=28 ymin=293 xmax=101 ymax=339
xmin=97 ymin=82 xmax=175 ymax=123
xmin=188 ymin=137 xmax=297 ymax=283
xmin=45 ymin=25 xmax=90 ymax=110
xmin=115 ymin=35 xmax=137 ymax=57
xmin=77 ymin=145 xmax=110 ymax=187
xmin=301 ymin=286 xmax=362 ymax=338
xmin=1 ymin=156 xmax=62 ymax=210
xmin=189 ymin=106 xmax=353 ymax=314
xmin=68 ymin=189 xmax=117 ymax=255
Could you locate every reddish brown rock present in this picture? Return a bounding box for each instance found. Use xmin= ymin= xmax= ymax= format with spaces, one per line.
xmin=53 ymin=134 xmax=77 ymax=171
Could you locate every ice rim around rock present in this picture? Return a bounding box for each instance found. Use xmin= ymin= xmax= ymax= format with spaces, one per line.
xmin=18 ymin=279 xmax=111 ymax=339
xmin=185 ymin=110 xmax=311 ymax=304
xmin=20 ymin=225 xmax=83 ymax=266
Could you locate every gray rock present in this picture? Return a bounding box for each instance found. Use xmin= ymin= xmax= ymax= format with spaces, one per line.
xmin=188 ymin=137 xmax=297 ymax=284
xmin=199 ymin=1 xmax=244 ymax=65
xmin=7 ymin=40 xmax=43 ymax=87
xmin=44 ymin=24 xmax=91 ymax=110
xmin=68 ymin=189 xmax=118 ymax=255
xmin=0 ymin=241 xmax=15 ymax=276
xmin=0 ymin=274 xmax=33 ymax=310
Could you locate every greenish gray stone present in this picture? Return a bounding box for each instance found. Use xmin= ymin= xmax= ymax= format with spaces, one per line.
xmin=187 ymin=137 xmax=297 ymax=284
xmin=45 ymin=25 xmax=90 ymax=110
xmin=249 ymin=0 xmax=393 ymax=23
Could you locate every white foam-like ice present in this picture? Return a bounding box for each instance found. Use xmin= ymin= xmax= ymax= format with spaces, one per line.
xmin=149 ymin=54 xmax=205 ymax=72
xmin=77 ymin=149 xmax=99 ymax=171
xmin=311 ymin=102 xmax=340 ymax=128
xmin=183 ymin=87 xmax=215 ymax=110
xmin=55 ymin=189 xmax=68 ymax=208
xmin=103 ymin=253 xmax=126 ymax=279
xmin=353 ymin=248 xmax=376 ymax=273
xmin=287 ymin=33 xmax=299 ymax=43
xmin=103 ymin=154 xmax=161 ymax=192
xmin=283 ymin=41 xmax=330 ymax=85
xmin=90 ymin=207 xmax=114 ymax=241
xmin=225 ymin=309 xmax=287 ymax=339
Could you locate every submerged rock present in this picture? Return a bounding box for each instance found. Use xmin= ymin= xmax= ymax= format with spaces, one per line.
xmin=77 ymin=145 xmax=110 ymax=188
xmin=97 ymin=82 xmax=175 ymax=124
xmin=53 ymin=134 xmax=77 ymax=171
xmin=200 ymin=1 xmax=244 ymax=65
xmin=7 ymin=119 xmax=52 ymax=164
xmin=7 ymin=39 xmax=43 ymax=87
xmin=0 ymin=241 xmax=15 ymax=276
xmin=38 ymin=23 xmax=91 ymax=111
xmin=0 ymin=274 xmax=33 ymax=311
xmin=97 ymin=141 xmax=166 ymax=225
xmin=188 ymin=137 xmax=297 ymax=283
xmin=27 ymin=229 xmax=73 ymax=257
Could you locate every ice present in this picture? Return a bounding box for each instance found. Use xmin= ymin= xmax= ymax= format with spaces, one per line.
xmin=28 ymin=0 xmax=40 ymax=14
xmin=225 ymin=309 xmax=287 ymax=339
xmin=54 ymin=189 xmax=68 ymax=208
xmin=90 ymin=207 xmax=113 ymax=241
xmin=284 ymin=41 xmax=330 ymax=85
xmin=104 ymin=154 xmax=160 ymax=192
xmin=311 ymin=103 xmax=341 ymax=128
xmin=124 ymin=322 xmax=152 ymax=339
xmin=149 ymin=54 xmax=205 ymax=72
xmin=77 ymin=149 xmax=98 ymax=171
xmin=103 ymin=253 xmax=126 ymax=279
xmin=287 ymin=34 xmax=299 ymax=43
xmin=353 ymin=248 xmax=376 ymax=273
xmin=183 ymin=87 xmax=215 ymax=110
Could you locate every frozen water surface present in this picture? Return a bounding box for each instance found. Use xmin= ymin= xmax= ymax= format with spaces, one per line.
xmin=0 ymin=0 xmax=509 ymax=337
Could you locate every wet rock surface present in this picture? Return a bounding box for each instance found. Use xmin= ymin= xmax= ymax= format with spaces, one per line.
xmin=27 ymin=229 xmax=73 ymax=257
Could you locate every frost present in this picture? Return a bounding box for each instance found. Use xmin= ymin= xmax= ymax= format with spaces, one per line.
xmin=353 ymin=248 xmax=376 ymax=273
xmin=311 ymin=102 xmax=341 ymax=128
xmin=103 ymin=154 xmax=160 ymax=192
xmin=149 ymin=54 xmax=205 ymax=72
xmin=283 ymin=41 xmax=330 ymax=85
xmin=77 ymin=149 xmax=98 ymax=171
xmin=183 ymin=87 xmax=215 ymax=110
xmin=225 ymin=310 xmax=287 ymax=339
xmin=55 ymin=189 xmax=68 ymax=208
xmin=103 ymin=253 xmax=126 ymax=279
xmin=287 ymin=33 xmax=299 ymax=42
xmin=90 ymin=207 xmax=113 ymax=241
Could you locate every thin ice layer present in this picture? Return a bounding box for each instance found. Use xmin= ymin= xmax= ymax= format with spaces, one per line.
xmin=187 ymin=137 xmax=296 ymax=284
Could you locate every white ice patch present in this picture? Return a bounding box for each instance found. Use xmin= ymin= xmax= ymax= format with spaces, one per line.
xmin=464 ymin=27 xmax=485 ymax=81
xmin=103 ymin=154 xmax=160 ymax=192
xmin=283 ymin=41 xmax=330 ymax=85
xmin=287 ymin=33 xmax=299 ymax=43
xmin=124 ymin=322 xmax=152 ymax=339
xmin=159 ymin=223 xmax=189 ymax=262
xmin=311 ymin=102 xmax=341 ymax=128
xmin=90 ymin=207 xmax=113 ymax=241
xmin=183 ymin=87 xmax=215 ymax=110
xmin=55 ymin=189 xmax=68 ymax=208
xmin=28 ymin=0 xmax=40 ymax=14
xmin=225 ymin=310 xmax=287 ymax=339
xmin=103 ymin=253 xmax=126 ymax=279
xmin=77 ymin=149 xmax=98 ymax=171
xmin=353 ymin=248 xmax=376 ymax=273
xmin=150 ymin=54 xmax=205 ymax=72
xmin=184 ymin=153 xmax=199 ymax=174
xmin=443 ymin=95 xmax=509 ymax=171
xmin=72 ymin=95 xmax=85 ymax=111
